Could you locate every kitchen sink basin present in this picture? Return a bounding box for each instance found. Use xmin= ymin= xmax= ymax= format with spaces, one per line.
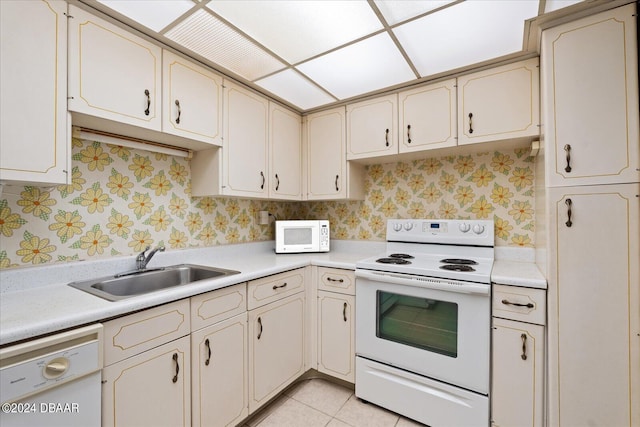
xmin=68 ymin=264 xmax=240 ymax=301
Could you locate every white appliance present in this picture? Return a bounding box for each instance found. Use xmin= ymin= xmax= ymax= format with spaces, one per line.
xmin=355 ymin=219 xmax=494 ymax=427
xmin=0 ymin=324 xmax=103 ymax=427
xmin=275 ymin=220 xmax=330 ymax=253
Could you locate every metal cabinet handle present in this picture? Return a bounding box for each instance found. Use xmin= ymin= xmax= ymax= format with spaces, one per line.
xmin=327 ymin=277 xmax=344 ymax=283
xmin=343 ymin=302 xmax=347 ymax=322
xmin=175 ymin=99 xmax=181 ymax=124
xmin=565 ymin=198 xmax=573 ymax=227
xmin=335 ymin=175 xmax=339 ymax=192
xmin=257 ymin=317 xmax=263 ymax=340
xmin=275 ymin=173 xmax=280 ymax=191
xmin=521 ymin=334 xmax=528 ymax=360
xmin=260 ymin=171 xmax=265 ymax=190
xmin=407 ymin=125 xmax=412 ymax=144
xmin=204 ymin=338 xmax=211 ymax=366
xmin=564 ymin=144 xmax=572 ymax=173
xmin=272 ymin=282 xmax=287 ymax=290
xmin=468 ymin=112 xmax=473 ymax=134
xmin=144 ymin=89 xmax=151 ymax=116
xmin=501 ymin=299 xmax=534 ymax=308
xmin=385 ymin=128 xmax=389 ymax=147
xmin=172 ymin=353 xmax=179 ymax=383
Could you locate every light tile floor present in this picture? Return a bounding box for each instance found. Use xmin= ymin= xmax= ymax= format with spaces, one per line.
xmin=243 ymin=378 xmax=426 ymax=427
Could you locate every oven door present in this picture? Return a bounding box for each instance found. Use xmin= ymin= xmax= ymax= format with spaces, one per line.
xmin=355 ymin=269 xmax=490 ymax=394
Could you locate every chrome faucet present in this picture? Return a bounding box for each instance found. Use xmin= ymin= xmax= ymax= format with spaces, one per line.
xmin=136 ymin=245 xmax=165 ymax=270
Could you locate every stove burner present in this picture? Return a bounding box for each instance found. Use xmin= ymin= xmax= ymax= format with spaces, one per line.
xmin=440 ymin=264 xmax=476 ymax=272
xmin=376 ymin=257 xmax=412 ymax=265
xmin=388 ymin=253 xmax=415 ymax=259
xmin=440 ymin=258 xmax=478 ymax=265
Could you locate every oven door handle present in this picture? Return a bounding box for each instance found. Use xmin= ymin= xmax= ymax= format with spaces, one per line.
xmin=355 ymin=270 xmax=490 ymax=296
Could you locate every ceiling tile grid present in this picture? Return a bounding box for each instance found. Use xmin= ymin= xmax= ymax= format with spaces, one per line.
xmin=92 ymin=0 xmax=585 ymax=112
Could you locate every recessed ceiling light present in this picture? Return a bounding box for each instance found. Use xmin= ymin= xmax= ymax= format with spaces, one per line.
xmin=255 ymin=69 xmax=336 ymax=111
xmin=96 ymin=0 xmax=194 ymax=32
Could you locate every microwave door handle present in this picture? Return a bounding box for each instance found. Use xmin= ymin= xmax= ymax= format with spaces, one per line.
xmin=355 ymin=269 xmax=490 ymax=296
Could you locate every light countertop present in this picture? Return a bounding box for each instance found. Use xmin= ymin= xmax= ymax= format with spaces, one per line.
xmin=0 ymin=240 xmax=546 ymax=346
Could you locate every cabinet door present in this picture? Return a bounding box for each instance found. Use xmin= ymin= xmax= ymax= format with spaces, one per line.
xmin=0 ymin=0 xmax=68 ymax=186
xmin=192 ymin=313 xmax=248 ymax=427
xmin=68 ymin=5 xmax=161 ymax=131
xmin=399 ymin=79 xmax=457 ymax=153
xmin=458 ymin=58 xmax=539 ymax=145
xmin=317 ymin=292 xmax=355 ymax=383
xmin=542 ymin=4 xmax=639 ymax=187
xmin=347 ymin=94 xmax=397 ymax=160
xmin=491 ymin=318 xmax=544 ymax=427
xmin=547 ymin=183 xmax=640 ymax=426
xmin=305 ymin=107 xmax=347 ymax=200
xmin=270 ymin=103 xmax=302 ymax=200
xmin=223 ymin=81 xmax=269 ymax=197
xmin=248 ymin=292 xmax=305 ymax=412
xmin=163 ymin=50 xmax=223 ymax=146
xmin=102 ymin=336 xmax=191 ymax=427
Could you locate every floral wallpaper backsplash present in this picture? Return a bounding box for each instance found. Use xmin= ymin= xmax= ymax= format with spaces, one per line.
xmin=0 ymin=138 xmax=535 ymax=270
xmin=301 ymin=148 xmax=535 ymax=245
xmin=0 ymin=138 xmax=298 ymax=269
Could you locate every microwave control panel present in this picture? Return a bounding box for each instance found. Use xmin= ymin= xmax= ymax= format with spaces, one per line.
xmin=319 ymin=222 xmax=330 ymax=251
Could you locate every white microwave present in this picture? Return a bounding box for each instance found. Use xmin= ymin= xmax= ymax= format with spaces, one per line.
xmin=275 ymin=220 xmax=330 ymax=254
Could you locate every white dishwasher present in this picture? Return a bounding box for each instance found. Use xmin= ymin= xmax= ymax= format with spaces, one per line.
xmin=0 ymin=324 xmax=103 ymax=427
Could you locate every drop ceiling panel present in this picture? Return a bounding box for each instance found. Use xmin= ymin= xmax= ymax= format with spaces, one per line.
xmin=165 ymin=9 xmax=286 ymax=81
xmin=206 ymin=0 xmax=383 ymax=64
xmin=297 ymin=32 xmax=416 ymax=100
xmin=373 ymin=0 xmax=457 ymax=25
xmin=255 ymin=69 xmax=336 ymax=111
xmin=96 ymin=0 xmax=195 ymax=32
xmin=393 ymin=0 xmax=540 ymax=77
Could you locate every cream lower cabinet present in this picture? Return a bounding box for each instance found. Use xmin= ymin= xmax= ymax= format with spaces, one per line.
xmin=318 ymin=292 xmax=355 ymax=383
xmin=0 ymin=0 xmax=68 ymax=186
xmin=458 ymin=57 xmax=539 ymax=145
xmin=248 ymin=291 xmax=305 ymax=412
xmin=546 ymin=183 xmax=640 ymax=426
xmin=541 ymin=3 xmax=639 ymax=187
xmin=101 ymin=300 xmax=191 ymax=427
xmin=491 ymin=284 xmax=546 ymax=427
xmin=316 ymin=267 xmax=356 ymax=383
xmin=192 ymin=314 xmax=248 ymax=427
xmin=191 ymin=284 xmax=248 ymax=427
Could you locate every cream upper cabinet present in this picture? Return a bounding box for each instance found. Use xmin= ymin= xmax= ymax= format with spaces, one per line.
xmin=223 ymin=81 xmax=269 ymax=198
xmin=0 ymin=0 xmax=68 ymax=186
xmin=162 ymin=50 xmax=223 ymax=146
xmin=458 ymin=58 xmax=539 ymax=145
xmin=547 ymin=183 xmax=640 ymax=427
xmin=541 ymin=4 xmax=639 ymax=187
xmin=68 ymin=5 xmax=161 ymax=131
xmin=347 ymin=94 xmax=398 ymax=160
xmin=398 ymin=79 xmax=457 ymax=153
xmin=305 ymin=107 xmax=365 ymax=200
xmin=270 ymin=103 xmax=302 ymax=200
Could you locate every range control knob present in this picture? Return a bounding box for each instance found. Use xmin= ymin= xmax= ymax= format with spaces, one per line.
xmin=393 ymin=223 xmax=403 ymax=232
xmin=472 ymin=224 xmax=485 ymax=234
xmin=459 ymin=223 xmax=471 ymax=233
xmin=404 ymin=222 xmax=414 ymax=231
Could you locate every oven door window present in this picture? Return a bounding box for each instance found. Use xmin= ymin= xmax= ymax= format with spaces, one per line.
xmin=376 ymin=291 xmax=458 ymax=358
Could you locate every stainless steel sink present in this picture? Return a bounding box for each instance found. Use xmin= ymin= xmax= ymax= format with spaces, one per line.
xmin=68 ymin=264 xmax=240 ymax=301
